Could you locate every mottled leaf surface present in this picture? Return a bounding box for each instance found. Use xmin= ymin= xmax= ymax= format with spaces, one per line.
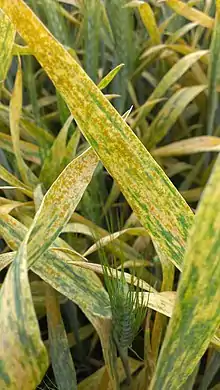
xmin=0 ymin=213 xmax=118 ymax=389
xmin=150 ymin=155 xmax=220 ymax=389
xmin=0 ymin=0 xmax=195 ymax=270
xmin=28 ymin=148 xmax=98 ymax=266
xmin=0 ymin=236 xmax=48 ymax=389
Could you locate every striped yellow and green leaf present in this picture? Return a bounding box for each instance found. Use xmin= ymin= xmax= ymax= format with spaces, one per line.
xmin=150 ymin=154 xmax=220 ymax=389
xmin=0 ymin=212 xmax=118 ymax=389
xmin=0 ymin=0 xmax=195 ymax=271
xmin=1 ymin=1 xmax=219 ymax=388
xmin=0 ymin=229 xmax=48 ymax=389
xmin=27 ymin=148 xmax=98 ymax=266
xmin=0 ymin=145 xmax=119 ymax=388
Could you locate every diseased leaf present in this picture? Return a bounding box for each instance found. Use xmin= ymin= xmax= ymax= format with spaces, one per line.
xmin=150 ymin=155 xmax=220 ymax=389
xmin=0 ymin=233 xmax=48 ymax=389
xmin=0 ymin=213 xmax=119 ymax=390
xmin=28 ymin=148 xmax=98 ymax=266
xmin=0 ymin=0 xmax=195 ymax=270
xmin=0 ymin=213 xmax=111 ymax=323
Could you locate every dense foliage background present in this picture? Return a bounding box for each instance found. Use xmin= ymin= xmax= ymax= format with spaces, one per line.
xmin=0 ymin=0 xmax=219 ymax=389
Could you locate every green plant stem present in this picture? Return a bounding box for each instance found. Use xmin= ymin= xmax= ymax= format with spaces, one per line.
xmin=114 ymin=335 xmax=132 ymax=385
